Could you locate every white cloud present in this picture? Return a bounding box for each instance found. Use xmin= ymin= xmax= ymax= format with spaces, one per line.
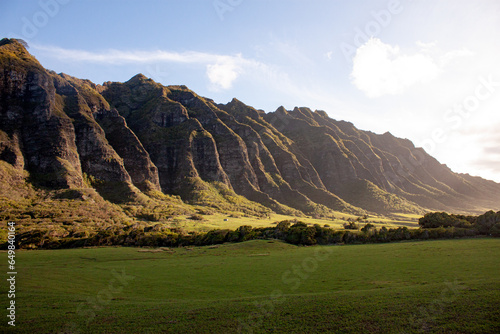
xmin=32 ymin=44 xmax=231 ymax=64
xmin=440 ymin=48 xmax=475 ymax=66
xmin=206 ymin=61 xmax=240 ymax=90
xmin=31 ymin=44 xmax=258 ymax=91
xmin=30 ymin=44 xmax=333 ymax=108
xmin=416 ymin=40 xmax=437 ymax=49
xmin=351 ymin=38 xmax=441 ymax=98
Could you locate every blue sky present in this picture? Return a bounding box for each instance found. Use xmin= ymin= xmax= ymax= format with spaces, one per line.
xmin=2 ymin=0 xmax=500 ymax=182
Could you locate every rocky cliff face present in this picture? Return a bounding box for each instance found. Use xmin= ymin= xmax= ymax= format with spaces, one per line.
xmin=1 ymin=38 xmax=499 ymax=216
xmin=0 ymin=39 xmax=83 ymax=188
xmin=0 ymin=38 xmax=160 ymax=202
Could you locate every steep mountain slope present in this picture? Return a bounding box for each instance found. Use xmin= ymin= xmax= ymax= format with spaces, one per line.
xmin=101 ymin=76 xmax=353 ymax=216
xmin=1 ymin=38 xmax=499 ymax=218
xmin=258 ymin=106 xmax=500 ymax=213
xmin=0 ymin=38 xmax=161 ymax=202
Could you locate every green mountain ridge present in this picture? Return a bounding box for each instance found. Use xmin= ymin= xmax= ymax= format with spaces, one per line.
xmin=1 ymin=38 xmax=499 ymax=227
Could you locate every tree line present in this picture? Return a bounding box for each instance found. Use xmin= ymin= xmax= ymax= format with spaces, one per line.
xmin=418 ymin=210 xmax=500 ymax=234
xmin=6 ymin=210 xmax=499 ymax=249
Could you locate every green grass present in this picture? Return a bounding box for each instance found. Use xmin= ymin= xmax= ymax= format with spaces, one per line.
xmin=2 ymin=238 xmax=499 ymax=333
xmin=171 ymin=212 xmax=419 ymax=232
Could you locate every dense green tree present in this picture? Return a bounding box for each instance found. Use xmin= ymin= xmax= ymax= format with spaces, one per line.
xmin=286 ymin=222 xmax=316 ymax=245
xmin=474 ymin=210 xmax=500 ymax=234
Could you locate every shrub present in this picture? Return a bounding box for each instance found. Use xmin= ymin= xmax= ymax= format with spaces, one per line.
xmin=286 ymin=222 xmax=316 ymax=245
xmin=343 ymin=222 xmax=359 ymax=230
xmin=475 ymin=210 xmax=500 ymax=234
xmin=419 ymin=212 xmax=475 ymax=228
xmin=490 ymin=223 xmax=500 ymax=237
xmin=361 ymin=223 xmax=375 ymax=232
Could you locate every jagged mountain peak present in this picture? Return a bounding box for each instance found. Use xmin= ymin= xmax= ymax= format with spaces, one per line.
xmin=0 ymin=38 xmax=42 ymax=70
xmin=1 ymin=47 xmax=499 ymax=216
xmin=222 ymin=98 xmax=262 ymax=120
xmin=275 ymin=106 xmax=289 ymax=115
xmin=315 ymin=109 xmax=329 ymax=118
xmin=130 ymin=73 xmax=149 ymax=81
xmin=0 ymin=37 xmax=29 ymax=52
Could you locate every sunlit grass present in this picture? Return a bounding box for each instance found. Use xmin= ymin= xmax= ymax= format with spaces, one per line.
xmin=169 ymin=211 xmax=420 ymax=232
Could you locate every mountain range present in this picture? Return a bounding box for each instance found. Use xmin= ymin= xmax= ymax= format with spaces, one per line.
xmin=1 ymin=38 xmax=499 ymax=220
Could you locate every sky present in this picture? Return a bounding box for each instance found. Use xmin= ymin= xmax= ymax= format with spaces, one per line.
xmin=1 ymin=0 xmax=500 ymax=182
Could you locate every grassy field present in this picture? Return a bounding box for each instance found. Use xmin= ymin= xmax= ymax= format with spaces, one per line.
xmin=2 ymin=238 xmax=499 ymax=333
xmin=172 ymin=212 xmax=420 ymax=232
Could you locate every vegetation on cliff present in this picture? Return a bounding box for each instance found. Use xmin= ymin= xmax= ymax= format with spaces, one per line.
xmin=1 ymin=38 xmax=500 ymax=246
